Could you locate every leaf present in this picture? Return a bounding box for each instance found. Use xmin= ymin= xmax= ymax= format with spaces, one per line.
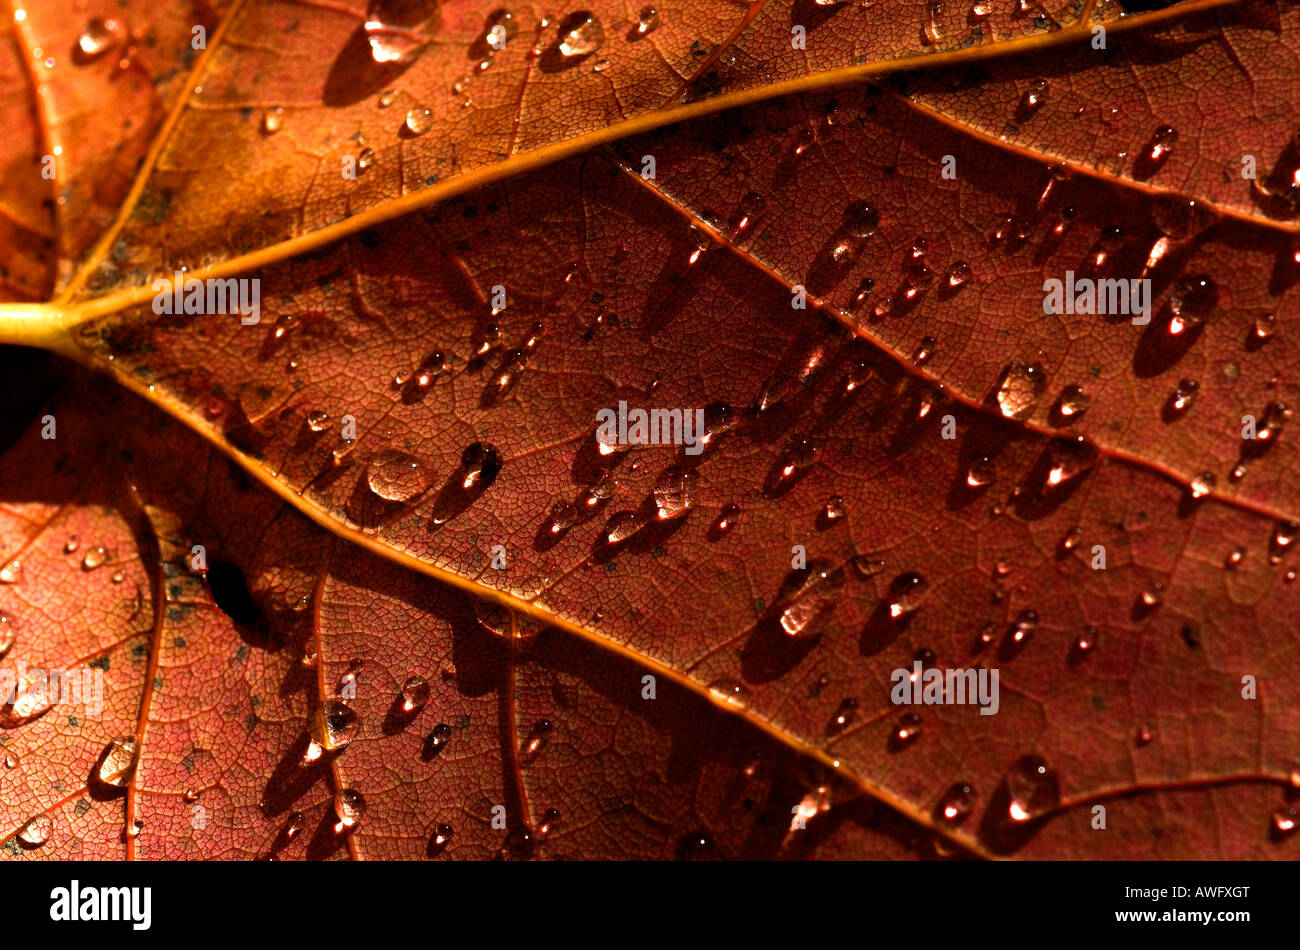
xmin=1 ymin=0 xmax=1299 ymax=859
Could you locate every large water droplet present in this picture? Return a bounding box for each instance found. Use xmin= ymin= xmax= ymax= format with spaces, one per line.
xmin=366 ymin=449 xmax=431 ymax=502
xmin=307 ymin=699 xmax=359 ymax=758
xmin=778 ymin=565 xmax=844 ymax=637
xmin=97 ymin=736 xmax=140 ymax=788
xmin=605 ymin=510 xmax=645 ymax=545
xmin=460 ymin=442 xmax=502 ymax=491
xmin=404 ymin=104 xmax=433 ymax=136
xmin=653 ymin=466 xmax=696 ymax=520
xmin=996 ymin=362 xmax=1045 ymax=419
xmin=400 ymin=675 xmax=430 ymax=714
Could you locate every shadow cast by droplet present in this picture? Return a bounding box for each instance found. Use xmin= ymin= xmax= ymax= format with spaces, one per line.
xmin=258 ymin=729 xmax=331 ymax=820
xmin=322 ymin=26 xmax=425 ymax=108
xmin=859 ymin=601 xmax=911 ymax=657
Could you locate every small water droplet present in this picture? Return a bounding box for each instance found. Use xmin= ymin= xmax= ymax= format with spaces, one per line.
xmin=1226 ymin=546 xmax=1245 ymax=567
xmin=1144 ymin=124 xmax=1179 ymax=165
xmin=401 ymin=675 xmax=430 ymax=714
xmin=284 ymin=811 xmax=306 ymax=839
xmin=183 ymin=788 xmax=199 ymax=804
xmin=261 ymin=108 xmax=284 ymax=134
xmin=634 ymin=6 xmax=660 ymax=36
xmin=1073 ymin=626 xmax=1097 ymax=655
xmin=827 ymin=698 xmax=858 ymax=733
xmin=945 ymin=261 xmax=972 ymax=289
xmin=76 ymin=18 xmax=126 ymax=60
xmin=850 ymin=554 xmax=886 ymax=578
xmin=1022 ymin=78 xmax=1049 ymax=113
xmin=547 ymin=501 xmax=579 ymax=536
xmin=823 ymin=496 xmax=847 ymax=522
xmin=1044 ymin=436 xmax=1099 ymax=489
xmin=937 ymin=783 xmax=976 ymax=823
xmin=356 ymin=147 xmax=376 ymax=172
xmin=97 ymin=736 xmax=140 ymax=787
xmin=404 ymin=104 xmax=433 ymax=135
xmin=556 ymin=10 xmax=604 ymax=57
xmin=1168 ymin=378 xmax=1199 ymax=415
xmin=334 ymin=788 xmax=367 ymax=830
xmin=893 ymin=712 xmax=922 ymax=745
xmin=64 ymin=535 xmax=80 ymax=554
xmin=1053 ymin=383 xmax=1090 ymax=421
xmin=713 ymin=504 xmax=740 ymax=535
xmin=520 ymin=719 xmax=552 ymax=762
xmin=1273 ymin=807 xmax=1298 ymax=836
xmin=1005 ymin=755 xmax=1059 ymax=822
xmin=366 ymin=449 xmax=431 ymax=502
xmin=886 ymin=572 xmax=929 ymax=619
xmin=80 ymin=545 xmax=108 ymax=571
xmin=1190 ymin=471 xmax=1215 ymax=499
xmin=306 ymin=409 xmax=330 ymax=432
xmin=1010 ymin=609 xmax=1038 ymax=645
xmin=460 ymin=442 xmax=502 ymax=491
xmin=966 ymin=455 xmax=995 ymax=489
xmin=378 ymin=89 xmax=398 ymax=108
xmin=1141 ymin=582 xmax=1166 ymax=607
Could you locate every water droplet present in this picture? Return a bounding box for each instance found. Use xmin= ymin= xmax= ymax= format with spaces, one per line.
xmin=778 ymin=565 xmax=844 ymax=637
xmin=76 ymin=18 xmax=126 ymax=60
xmin=378 ymin=89 xmax=398 ymax=108
xmin=966 ymin=455 xmax=995 ymax=488
xmin=1136 ymin=724 xmax=1155 ymax=745
xmin=1009 ymin=609 xmax=1038 ymax=645
xmin=1226 ymin=546 xmax=1245 ymax=567
xmin=829 ymin=202 xmax=879 ymax=265
xmin=81 ymin=545 xmax=108 ymax=570
xmin=548 ymin=501 xmax=579 ymax=536
xmin=1022 ymin=78 xmax=1049 ymax=112
xmin=945 ymin=261 xmax=972 ymax=289
xmin=731 ymin=192 xmax=765 ymax=239
xmin=307 ymin=699 xmax=359 ymax=759
xmin=430 ymin=822 xmax=454 ymax=852
xmin=823 ymin=496 xmax=846 ymax=522
xmin=773 ymin=436 xmax=822 ymax=488
xmin=1190 ymin=471 xmax=1215 ymax=499
xmin=1044 ymin=436 xmax=1099 ymax=489
xmin=364 ymin=0 xmax=438 ymax=64
xmin=1144 ymin=124 xmax=1179 ymax=165
xmin=912 ymin=336 xmax=936 ymax=365
xmin=284 ymin=811 xmax=306 ymax=839
xmin=699 ymin=401 xmax=737 ymax=449
xmin=886 ymin=572 xmax=929 ymax=619
xmin=1167 ymin=378 xmax=1199 ymax=415
xmin=1273 ymin=807 xmax=1298 ymax=836
xmin=261 ymin=108 xmax=284 ymax=134
xmin=1053 ymin=383 xmax=1091 ymax=420
xmin=183 ymin=788 xmax=199 ymax=804
xmin=97 ymin=736 xmax=140 ymax=787
xmin=556 ymin=10 xmax=604 ymax=57
xmin=484 ymin=9 xmax=518 ymax=48
xmin=653 ymin=466 xmax=696 ymax=520
xmin=1005 ymin=755 xmax=1059 ymax=822
xmin=996 ymin=361 xmax=1045 ymax=419
xmin=306 ymin=409 xmax=329 ymax=432
xmin=634 ymin=6 xmax=660 ymax=35
xmin=1073 ymin=626 xmax=1097 ymax=655
xmin=937 ymin=783 xmax=976 ymax=823
xmin=404 ymin=104 xmax=433 ymax=135
xmin=893 ymin=712 xmax=922 ymax=745
xmin=64 ymin=535 xmax=80 ymax=554
xmin=460 ymin=442 xmax=502 ymax=491
xmin=334 ymin=788 xmax=367 ymax=830
xmin=401 ymin=675 xmax=430 ymax=714
xmin=17 ymin=815 xmax=52 ymax=848
xmin=1168 ymin=274 xmax=1217 ymax=333
xmin=366 ymin=449 xmax=431 ymax=502
xmin=520 ymin=719 xmax=552 ymax=762
xmin=827 ymin=698 xmax=858 ymax=733
xmin=1141 ymin=583 xmax=1165 ymax=607
xmin=713 ymin=504 xmax=740 ymax=535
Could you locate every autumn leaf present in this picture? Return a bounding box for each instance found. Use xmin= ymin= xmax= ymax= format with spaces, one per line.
xmin=0 ymin=0 xmax=1298 ymax=861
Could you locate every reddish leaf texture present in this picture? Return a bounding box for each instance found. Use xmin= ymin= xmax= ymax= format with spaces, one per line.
xmin=0 ymin=0 xmax=1298 ymax=861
